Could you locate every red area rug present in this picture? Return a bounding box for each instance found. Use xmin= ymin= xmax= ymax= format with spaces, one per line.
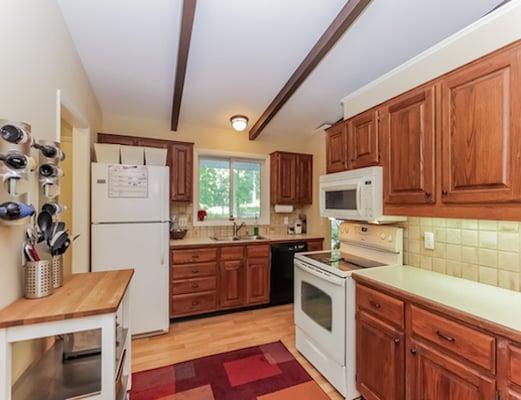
xmin=130 ymin=341 xmax=330 ymax=400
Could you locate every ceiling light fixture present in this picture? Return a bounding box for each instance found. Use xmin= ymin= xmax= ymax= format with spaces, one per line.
xmin=230 ymin=115 xmax=249 ymax=132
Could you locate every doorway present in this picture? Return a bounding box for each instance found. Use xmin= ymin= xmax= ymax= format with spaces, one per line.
xmin=60 ymin=120 xmax=74 ymax=277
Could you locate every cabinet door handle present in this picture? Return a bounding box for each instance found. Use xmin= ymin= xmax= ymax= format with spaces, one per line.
xmin=191 ymin=269 xmax=200 ymax=273
xmin=191 ymin=300 xmax=200 ymax=306
xmin=436 ymin=330 xmax=455 ymax=343
xmin=191 ymin=283 xmax=199 ymax=288
xmin=369 ymin=300 xmax=381 ymax=309
xmin=192 ymin=254 xmax=200 ymax=259
xmin=425 ymin=192 xmax=432 ymax=198
xmin=442 ymin=190 xmax=448 ymax=197
xmin=394 ymin=337 xmax=401 ymax=344
xmin=410 ymin=347 xmax=417 ymax=355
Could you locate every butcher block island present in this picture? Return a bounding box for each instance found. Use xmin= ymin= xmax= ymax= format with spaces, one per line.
xmin=352 ymin=266 xmax=521 ymax=400
xmin=0 ymin=270 xmax=134 ymax=400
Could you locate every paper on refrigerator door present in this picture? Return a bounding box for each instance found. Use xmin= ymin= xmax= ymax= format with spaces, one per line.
xmin=108 ymin=164 xmax=148 ymax=198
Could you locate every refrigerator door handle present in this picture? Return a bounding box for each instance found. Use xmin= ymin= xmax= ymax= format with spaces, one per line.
xmin=160 ymin=224 xmax=165 ymax=266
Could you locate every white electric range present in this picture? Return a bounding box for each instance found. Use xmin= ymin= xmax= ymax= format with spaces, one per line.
xmin=294 ymin=222 xmax=403 ymax=399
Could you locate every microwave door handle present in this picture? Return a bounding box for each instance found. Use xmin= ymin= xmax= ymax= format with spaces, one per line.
xmin=356 ymin=181 xmax=363 ymax=217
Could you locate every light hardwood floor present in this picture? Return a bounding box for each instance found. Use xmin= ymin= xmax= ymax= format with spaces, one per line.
xmin=132 ymin=304 xmax=343 ymax=399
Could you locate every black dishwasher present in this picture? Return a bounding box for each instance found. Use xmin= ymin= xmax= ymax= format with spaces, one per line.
xmin=270 ymin=242 xmax=307 ymax=306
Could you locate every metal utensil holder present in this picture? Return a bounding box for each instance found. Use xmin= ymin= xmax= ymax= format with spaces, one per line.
xmin=24 ymin=260 xmax=53 ymax=299
xmin=51 ymin=255 xmax=64 ymax=289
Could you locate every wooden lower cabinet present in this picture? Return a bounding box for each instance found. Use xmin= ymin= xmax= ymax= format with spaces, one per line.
xmin=499 ymin=340 xmax=521 ymax=400
xmin=220 ymin=260 xmax=245 ymax=308
xmin=356 ymin=310 xmax=404 ymax=400
xmin=355 ymin=281 xmax=515 ymax=400
xmin=407 ymin=339 xmax=496 ymax=400
xmin=246 ymin=258 xmax=269 ymax=305
xmin=171 ymin=243 xmax=272 ymax=318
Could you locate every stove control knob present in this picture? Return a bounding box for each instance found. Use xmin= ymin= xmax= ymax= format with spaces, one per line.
xmin=380 ymin=233 xmax=386 ymax=240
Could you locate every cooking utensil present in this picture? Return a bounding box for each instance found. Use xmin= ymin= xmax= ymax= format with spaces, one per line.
xmin=54 ymin=238 xmax=71 ymax=256
xmin=37 ymin=211 xmax=53 ymax=242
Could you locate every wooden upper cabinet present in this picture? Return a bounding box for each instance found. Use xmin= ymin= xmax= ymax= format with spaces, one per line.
xmin=356 ymin=310 xmax=404 ymax=400
xmin=97 ymin=133 xmax=193 ymax=203
xmin=326 ymin=122 xmax=349 ymax=173
xmin=441 ymin=48 xmax=521 ymax=204
xmin=170 ymin=142 xmax=193 ymax=202
xmin=98 ymin=133 xmax=138 ymax=146
xmin=407 ymin=339 xmax=496 ymax=400
xmin=270 ymin=151 xmax=312 ymax=205
xmin=296 ymin=154 xmax=313 ymax=204
xmin=349 ymin=109 xmax=379 ymax=169
xmin=381 ymin=85 xmax=436 ymax=205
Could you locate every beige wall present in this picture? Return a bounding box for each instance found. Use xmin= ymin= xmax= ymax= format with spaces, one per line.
xmin=103 ymin=114 xmax=331 ymax=242
xmin=0 ymin=0 xmax=101 ymax=382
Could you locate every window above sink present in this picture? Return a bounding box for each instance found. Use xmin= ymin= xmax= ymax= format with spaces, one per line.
xmin=193 ymin=149 xmax=271 ymax=227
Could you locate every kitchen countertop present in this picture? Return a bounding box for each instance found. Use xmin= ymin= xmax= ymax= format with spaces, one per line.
xmin=0 ymin=270 xmax=134 ymax=328
xmin=170 ymin=233 xmax=325 ymax=248
xmin=353 ymin=265 xmax=521 ymax=336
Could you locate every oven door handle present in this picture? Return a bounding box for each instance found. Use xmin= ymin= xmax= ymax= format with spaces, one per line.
xmin=295 ymin=261 xmax=345 ymax=286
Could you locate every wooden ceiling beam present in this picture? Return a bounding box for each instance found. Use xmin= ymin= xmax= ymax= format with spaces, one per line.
xmin=248 ymin=0 xmax=371 ymax=140
xmin=171 ymin=0 xmax=197 ymax=131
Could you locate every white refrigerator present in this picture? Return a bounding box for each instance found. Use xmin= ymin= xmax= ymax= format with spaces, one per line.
xmin=91 ymin=163 xmax=170 ymax=336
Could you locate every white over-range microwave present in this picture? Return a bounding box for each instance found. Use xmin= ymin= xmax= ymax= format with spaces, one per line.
xmin=319 ymin=166 xmax=406 ymax=223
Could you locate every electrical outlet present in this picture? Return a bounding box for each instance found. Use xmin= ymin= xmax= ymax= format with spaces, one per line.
xmin=283 ymin=217 xmax=289 ymax=225
xmin=424 ymin=231 xmax=435 ymax=250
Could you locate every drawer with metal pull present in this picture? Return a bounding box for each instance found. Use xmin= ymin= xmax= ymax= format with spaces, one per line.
xmin=171 ymin=291 xmax=217 ymax=317
xmin=171 ymin=248 xmax=218 ymax=264
xmin=171 ymin=262 xmax=217 ymax=279
xmin=410 ymin=305 xmax=495 ymax=372
xmin=356 ymin=284 xmax=404 ymax=329
xmin=172 ymin=277 xmax=217 ymax=295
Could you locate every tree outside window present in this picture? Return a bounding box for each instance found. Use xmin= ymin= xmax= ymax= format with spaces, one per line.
xmin=199 ymin=157 xmax=261 ymax=221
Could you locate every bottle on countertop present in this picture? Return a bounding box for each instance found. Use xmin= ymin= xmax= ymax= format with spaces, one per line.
xmin=294 ymin=218 xmax=302 ymax=235
xmin=253 ymin=215 xmax=259 ymax=237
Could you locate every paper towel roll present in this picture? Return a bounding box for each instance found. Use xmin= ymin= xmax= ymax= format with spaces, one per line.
xmin=274 ymin=205 xmax=294 ymax=213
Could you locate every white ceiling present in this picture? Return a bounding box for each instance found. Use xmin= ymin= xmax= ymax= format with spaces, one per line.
xmin=58 ymin=0 xmax=504 ymax=138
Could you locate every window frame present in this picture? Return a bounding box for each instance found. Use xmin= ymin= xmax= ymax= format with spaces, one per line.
xmin=193 ymin=149 xmax=270 ymax=227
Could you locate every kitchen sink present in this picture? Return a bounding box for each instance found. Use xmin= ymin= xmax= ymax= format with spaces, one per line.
xmin=210 ymin=235 xmax=267 ymax=242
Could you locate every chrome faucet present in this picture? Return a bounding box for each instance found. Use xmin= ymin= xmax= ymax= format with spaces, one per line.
xmin=232 ymin=221 xmax=246 ymax=239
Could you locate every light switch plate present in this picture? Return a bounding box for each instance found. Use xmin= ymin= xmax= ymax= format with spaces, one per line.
xmin=424 ymin=231 xmax=435 ymax=250
xmin=283 ymin=217 xmax=289 ymax=225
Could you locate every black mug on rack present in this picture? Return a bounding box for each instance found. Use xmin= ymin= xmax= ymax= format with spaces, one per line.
xmin=39 ymin=163 xmax=63 ymax=179
xmin=0 ymin=123 xmax=31 ymax=145
xmin=0 ymin=201 xmax=35 ymax=221
xmin=0 ymin=151 xmax=35 ymax=171
xmin=33 ymin=143 xmax=65 ymax=161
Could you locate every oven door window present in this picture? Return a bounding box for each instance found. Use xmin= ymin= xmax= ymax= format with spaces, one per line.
xmin=301 ymin=281 xmax=332 ymax=331
xmin=325 ymin=189 xmax=357 ymax=210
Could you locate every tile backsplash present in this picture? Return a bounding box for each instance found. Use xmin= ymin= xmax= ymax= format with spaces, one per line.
xmin=171 ymin=203 xmax=306 ymax=238
xmin=400 ymin=217 xmax=521 ymax=292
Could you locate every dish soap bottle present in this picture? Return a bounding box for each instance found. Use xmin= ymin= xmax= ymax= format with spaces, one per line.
xmin=253 ymin=215 xmax=259 ymax=237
